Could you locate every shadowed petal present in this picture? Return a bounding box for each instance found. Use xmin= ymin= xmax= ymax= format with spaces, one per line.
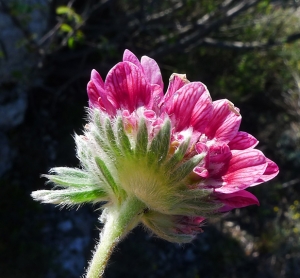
xmin=251 ymin=158 xmax=279 ymax=186
xmin=208 ymin=143 xmax=232 ymax=176
xmin=105 ymin=62 xmax=152 ymax=113
xmin=215 ymin=190 xmax=259 ymax=212
xmin=210 ymin=149 xmax=267 ymax=193
xmin=205 ymin=99 xmax=241 ymax=143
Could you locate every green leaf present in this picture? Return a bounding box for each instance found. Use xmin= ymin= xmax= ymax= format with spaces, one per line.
xmin=56 ymin=6 xmax=73 ymax=15
xmin=60 ymin=23 xmax=73 ymax=33
xmin=68 ymin=37 xmax=75 ymax=48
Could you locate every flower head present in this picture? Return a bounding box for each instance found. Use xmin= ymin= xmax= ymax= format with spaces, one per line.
xmin=32 ymin=50 xmax=279 ymax=243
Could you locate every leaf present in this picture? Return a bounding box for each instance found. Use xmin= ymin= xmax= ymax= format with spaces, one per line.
xmin=60 ymin=23 xmax=73 ymax=33
xmin=56 ymin=6 xmax=74 ymax=16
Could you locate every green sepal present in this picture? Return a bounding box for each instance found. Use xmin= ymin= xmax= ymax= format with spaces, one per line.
xmin=169 ymin=153 xmax=205 ymax=183
xmin=105 ymin=119 xmax=122 ymax=156
xmin=50 ymin=167 xmax=89 ymax=178
xmin=75 ymin=135 xmax=92 ymax=169
xmin=31 ymin=187 xmax=108 ymax=205
xmin=142 ymin=211 xmax=194 ymax=243
xmin=92 ymin=131 xmax=114 ymax=158
xmin=116 ymin=117 xmax=133 ymax=156
xmin=170 ymin=189 xmax=220 ymax=216
xmin=135 ymin=119 xmax=148 ymax=157
xmin=43 ymin=167 xmax=92 ymax=188
xmin=93 ymin=109 xmax=105 ymax=133
xmin=148 ymin=120 xmax=171 ymax=165
xmin=95 ymin=156 xmax=120 ymax=196
xmin=164 ymin=138 xmax=190 ymax=171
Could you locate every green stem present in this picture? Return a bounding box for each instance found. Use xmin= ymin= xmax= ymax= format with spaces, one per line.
xmin=85 ymin=197 xmax=145 ymax=278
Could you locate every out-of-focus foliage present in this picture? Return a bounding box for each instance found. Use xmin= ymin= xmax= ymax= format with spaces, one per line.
xmin=1 ymin=0 xmax=300 ymax=277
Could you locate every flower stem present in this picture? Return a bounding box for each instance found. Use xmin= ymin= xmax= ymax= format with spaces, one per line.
xmin=85 ymin=197 xmax=145 ymax=278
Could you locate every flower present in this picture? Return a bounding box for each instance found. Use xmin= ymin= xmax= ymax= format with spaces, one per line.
xmin=32 ymin=50 xmax=279 ymax=244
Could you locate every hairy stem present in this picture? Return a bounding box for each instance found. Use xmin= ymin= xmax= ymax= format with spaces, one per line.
xmin=85 ymin=197 xmax=145 ymax=278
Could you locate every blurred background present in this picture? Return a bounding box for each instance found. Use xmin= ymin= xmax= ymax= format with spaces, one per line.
xmin=0 ymin=0 xmax=299 ymax=277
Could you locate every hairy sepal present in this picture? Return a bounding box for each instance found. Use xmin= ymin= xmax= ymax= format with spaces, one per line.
xmin=31 ymin=187 xmax=108 ymax=205
xmin=142 ymin=211 xmax=195 ymax=243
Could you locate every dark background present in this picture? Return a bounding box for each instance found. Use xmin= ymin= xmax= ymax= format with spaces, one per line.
xmin=1 ymin=0 xmax=300 ymax=277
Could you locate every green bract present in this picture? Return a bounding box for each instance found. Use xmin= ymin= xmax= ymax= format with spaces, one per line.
xmin=32 ymin=109 xmax=216 ymax=242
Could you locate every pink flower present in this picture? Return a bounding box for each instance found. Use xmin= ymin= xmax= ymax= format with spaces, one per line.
xmin=86 ymin=49 xmax=279 ymax=239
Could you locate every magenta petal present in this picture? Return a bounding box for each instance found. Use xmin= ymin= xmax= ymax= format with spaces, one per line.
xmin=164 ymin=82 xmax=213 ymax=132
xmin=213 ymin=149 xmax=267 ymax=193
xmin=164 ymin=73 xmax=190 ymax=103
xmin=141 ymin=56 xmax=164 ymax=89
xmin=208 ymin=143 xmax=232 ymax=176
xmin=105 ymin=62 xmax=152 ymax=113
xmin=87 ymin=70 xmax=104 ymax=106
xmin=87 ymin=80 xmax=100 ymax=107
xmin=194 ymin=166 xmax=209 ymax=178
xmin=150 ymin=84 xmax=164 ymax=113
xmin=251 ymin=158 xmax=279 ymax=186
xmin=215 ymin=190 xmax=259 ymax=212
xmin=91 ymin=69 xmax=104 ymax=90
xmin=123 ymin=49 xmax=143 ymax=71
xmin=228 ymin=131 xmax=259 ymax=150
xmin=205 ymin=99 xmax=241 ymax=143
xmin=87 ymin=70 xmax=115 ymax=112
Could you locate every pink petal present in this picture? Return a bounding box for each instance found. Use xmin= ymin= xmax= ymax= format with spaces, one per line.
xmin=204 ymin=99 xmax=241 ymax=143
xmin=150 ymin=84 xmax=164 ymax=113
xmin=87 ymin=70 xmax=104 ymax=106
xmin=215 ymin=190 xmax=259 ymax=212
xmin=208 ymin=143 xmax=232 ymax=177
xmin=141 ymin=56 xmax=164 ymax=89
xmin=123 ymin=49 xmax=143 ymax=71
xmin=164 ymin=73 xmax=190 ymax=103
xmin=87 ymin=80 xmax=100 ymax=108
xmin=164 ymin=82 xmax=213 ymax=132
xmin=105 ymin=62 xmax=152 ymax=113
xmin=87 ymin=70 xmax=115 ymax=113
xmin=251 ymin=158 xmax=279 ymax=186
xmin=228 ymin=131 xmax=259 ymax=150
xmin=193 ymin=166 xmax=209 ymax=178
xmin=211 ymin=149 xmax=267 ymax=193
